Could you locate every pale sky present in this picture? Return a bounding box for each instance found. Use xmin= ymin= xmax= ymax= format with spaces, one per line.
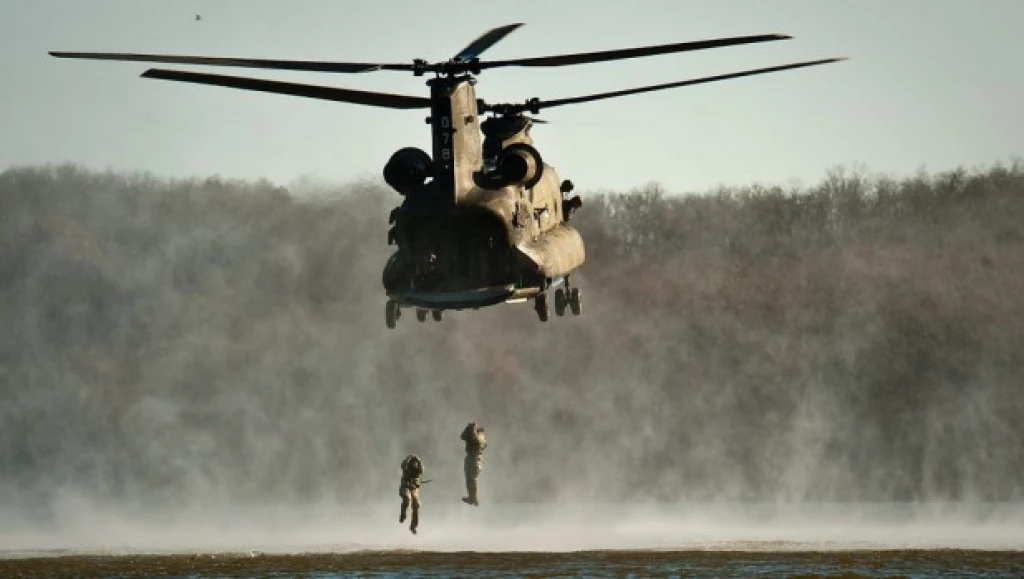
xmin=2 ymin=0 xmax=1021 ymax=193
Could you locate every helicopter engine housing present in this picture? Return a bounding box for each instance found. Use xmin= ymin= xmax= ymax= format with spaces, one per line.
xmin=496 ymin=143 xmax=543 ymax=188
xmin=383 ymin=147 xmax=434 ymax=195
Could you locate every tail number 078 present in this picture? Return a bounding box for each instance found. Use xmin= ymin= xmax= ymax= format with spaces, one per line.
xmin=439 ymin=116 xmax=452 ymax=162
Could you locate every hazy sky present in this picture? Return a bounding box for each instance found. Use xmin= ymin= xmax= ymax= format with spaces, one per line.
xmin=2 ymin=0 xmax=1021 ymax=192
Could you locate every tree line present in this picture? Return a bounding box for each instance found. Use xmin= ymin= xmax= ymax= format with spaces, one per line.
xmin=1 ymin=160 xmax=1022 ymax=510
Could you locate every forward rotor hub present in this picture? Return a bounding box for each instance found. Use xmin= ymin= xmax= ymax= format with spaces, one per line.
xmin=413 ymin=58 xmax=482 ymax=77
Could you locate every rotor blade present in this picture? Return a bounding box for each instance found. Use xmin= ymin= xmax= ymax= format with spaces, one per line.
xmin=140 ymin=69 xmax=431 ymax=109
xmin=50 ymin=51 xmax=414 ymax=73
xmin=454 ymin=23 xmax=524 ymax=61
xmin=478 ymin=33 xmax=791 ymax=70
xmin=524 ymin=57 xmax=848 ymax=110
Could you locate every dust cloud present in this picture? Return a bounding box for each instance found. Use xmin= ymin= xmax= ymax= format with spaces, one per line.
xmin=1 ymin=161 xmax=1023 ymax=552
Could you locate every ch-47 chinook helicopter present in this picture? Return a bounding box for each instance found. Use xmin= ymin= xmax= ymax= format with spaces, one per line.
xmin=50 ymin=24 xmax=846 ymax=329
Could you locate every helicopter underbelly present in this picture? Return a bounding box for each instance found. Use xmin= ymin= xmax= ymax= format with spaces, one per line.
xmin=390 ymin=284 xmax=519 ymax=309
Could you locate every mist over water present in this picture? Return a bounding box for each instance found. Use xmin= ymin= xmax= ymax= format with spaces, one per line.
xmin=1 ymin=162 xmax=1023 ymax=552
xmin=4 ymin=501 xmax=1024 ymax=555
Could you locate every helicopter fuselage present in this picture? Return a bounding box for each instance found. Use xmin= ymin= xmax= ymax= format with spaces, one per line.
xmin=382 ymin=76 xmax=585 ymax=311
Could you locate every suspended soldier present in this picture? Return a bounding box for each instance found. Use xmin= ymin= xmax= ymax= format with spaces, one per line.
xmin=460 ymin=421 xmax=487 ymax=506
xmin=398 ymin=454 xmax=425 ymax=534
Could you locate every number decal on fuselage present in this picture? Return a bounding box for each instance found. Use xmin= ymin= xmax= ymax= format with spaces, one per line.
xmin=438 ymin=115 xmax=452 ymax=165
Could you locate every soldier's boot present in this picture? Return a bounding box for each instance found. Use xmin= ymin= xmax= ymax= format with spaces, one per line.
xmin=410 ymin=509 xmax=419 ymax=534
xmin=400 ymin=497 xmax=408 ymax=523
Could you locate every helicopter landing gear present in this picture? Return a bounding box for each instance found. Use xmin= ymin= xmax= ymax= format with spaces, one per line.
xmin=386 ymin=299 xmax=401 ymax=329
xmin=569 ymin=287 xmax=581 ymax=316
xmin=554 ymin=288 xmax=567 ymax=317
xmin=387 ymin=301 xmax=442 ymax=329
xmin=554 ymin=277 xmax=581 ymax=318
xmin=534 ymin=292 xmax=549 ymax=322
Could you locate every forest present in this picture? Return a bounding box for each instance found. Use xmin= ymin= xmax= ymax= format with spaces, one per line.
xmin=1 ymin=160 xmax=1022 ymax=512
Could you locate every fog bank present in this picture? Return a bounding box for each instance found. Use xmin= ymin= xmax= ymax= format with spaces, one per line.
xmin=1 ymin=161 xmax=1023 ymax=529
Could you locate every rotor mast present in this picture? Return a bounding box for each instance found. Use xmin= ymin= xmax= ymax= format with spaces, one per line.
xmin=427 ymin=76 xmax=483 ymax=206
xmin=415 ymin=24 xmax=523 ymax=206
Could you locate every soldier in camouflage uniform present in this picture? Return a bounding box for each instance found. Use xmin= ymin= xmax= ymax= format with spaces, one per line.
xmin=398 ymin=454 xmax=424 ymax=534
xmin=460 ymin=421 xmax=487 ymax=506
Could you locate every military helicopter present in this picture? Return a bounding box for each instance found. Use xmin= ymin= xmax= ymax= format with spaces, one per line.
xmin=50 ymin=24 xmax=846 ymax=329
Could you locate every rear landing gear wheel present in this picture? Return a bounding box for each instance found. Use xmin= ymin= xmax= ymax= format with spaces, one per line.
xmin=569 ymin=287 xmax=581 ymax=316
xmin=386 ymin=300 xmax=399 ymax=329
xmin=416 ymin=308 xmax=428 ymax=323
xmin=554 ymin=288 xmax=567 ymax=316
xmin=431 ymin=309 xmax=443 ymax=322
xmin=535 ymin=292 xmax=549 ymax=322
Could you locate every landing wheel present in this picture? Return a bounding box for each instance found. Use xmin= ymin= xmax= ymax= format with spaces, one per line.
xmin=535 ymin=292 xmax=549 ymax=322
xmin=569 ymin=287 xmax=581 ymax=316
xmin=554 ymin=288 xmax=567 ymax=317
xmin=386 ymin=300 xmax=400 ymax=329
xmin=431 ymin=309 xmax=443 ymax=322
xmin=416 ymin=308 xmax=428 ymax=323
